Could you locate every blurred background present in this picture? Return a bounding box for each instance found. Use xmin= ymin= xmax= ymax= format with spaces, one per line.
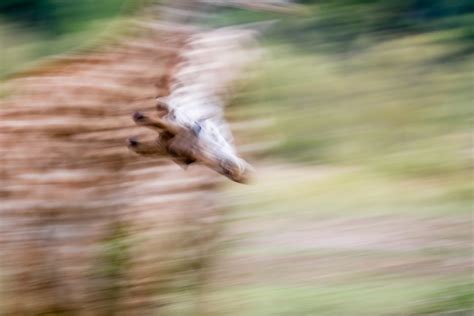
xmin=1 ymin=0 xmax=473 ymax=315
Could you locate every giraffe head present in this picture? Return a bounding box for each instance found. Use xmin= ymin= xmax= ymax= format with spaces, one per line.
xmin=127 ymin=100 xmax=253 ymax=183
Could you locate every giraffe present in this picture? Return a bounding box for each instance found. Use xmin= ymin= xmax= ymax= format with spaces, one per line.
xmin=127 ymin=27 xmax=260 ymax=183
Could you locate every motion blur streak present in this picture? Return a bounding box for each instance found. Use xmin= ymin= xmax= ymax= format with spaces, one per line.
xmin=0 ymin=1 xmax=267 ymax=314
xmin=1 ymin=0 xmax=473 ymax=315
xmin=127 ymin=26 xmax=260 ymax=183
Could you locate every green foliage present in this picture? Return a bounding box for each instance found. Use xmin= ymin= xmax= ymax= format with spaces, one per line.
xmin=0 ymin=0 xmax=55 ymax=32
xmin=297 ymin=0 xmax=474 ymax=30
xmin=414 ymin=282 xmax=474 ymax=315
xmin=0 ymin=0 xmax=138 ymax=35
xmin=97 ymin=223 xmax=130 ymax=310
xmin=0 ymin=0 xmax=139 ymax=78
xmin=234 ymin=36 xmax=473 ymax=180
xmin=208 ymin=1 xmax=473 ymax=55
xmin=205 ymin=281 xmax=470 ymax=316
xmin=312 ymin=0 xmax=474 ymax=50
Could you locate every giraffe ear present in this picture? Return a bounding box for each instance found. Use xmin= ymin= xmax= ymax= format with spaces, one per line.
xmin=132 ymin=111 xmax=178 ymax=135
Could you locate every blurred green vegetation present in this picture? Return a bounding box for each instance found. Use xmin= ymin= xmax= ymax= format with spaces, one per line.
xmin=205 ymin=280 xmax=471 ymax=316
xmin=296 ymin=0 xmax=474 ymax=51
xmin=414 ymin=281 xmax=474 ymax=315
xmin=218 ymin=1 xmax=473 ymax=210
xmin=0 ymin=0 xmax=136 ymax=34
xmin=0 ymin=0 xmax=144 ymax=78
xmin=218 ymin=3 xmax=473 ymax=316
xmin=232 ymin=37 xmax=473 ymax=189
xmin=97 ymin=223 xmax=130 ymax=311
xmin=1 ymin=1 xmax=472 ymax=315
xmin=210 ymin=0 xmax=474 ymax=54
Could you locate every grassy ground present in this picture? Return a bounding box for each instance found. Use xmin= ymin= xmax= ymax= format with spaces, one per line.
xmin=211 ymin=26 xmax=473 ymax=315
xmin=209 ymin=163 xmax=472 ymax=315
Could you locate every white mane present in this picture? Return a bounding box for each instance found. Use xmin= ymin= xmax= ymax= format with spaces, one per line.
xmin=163 ymin=28 xmax=260 ymax=155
